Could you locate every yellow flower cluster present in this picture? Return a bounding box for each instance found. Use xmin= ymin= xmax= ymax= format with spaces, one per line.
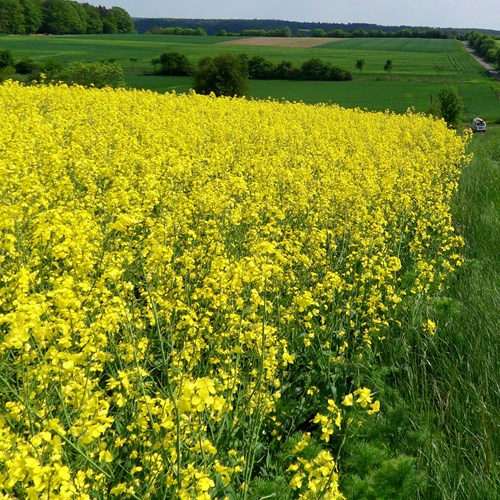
xmin=288 ymin=433 xmax=345 ymax=499
xmin=343 ymin=387 xmax=381 ymax=415
xmin=0 ymin=81 xmax=468 ymax=498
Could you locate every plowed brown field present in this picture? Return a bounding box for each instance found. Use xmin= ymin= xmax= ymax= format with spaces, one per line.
xmin=217 ymin=37 xmax=341 ymax=48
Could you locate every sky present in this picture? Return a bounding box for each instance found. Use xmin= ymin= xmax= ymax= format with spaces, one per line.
xmin=84 ymin=0 xmax=500 ymax=31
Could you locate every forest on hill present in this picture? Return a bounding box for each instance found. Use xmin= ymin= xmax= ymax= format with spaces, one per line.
xmin=1 ymin=2 xmax=497 ymax=38
xmin=134 ymin=17 xmax=500 ymax=38
xmin=0 ymin=0 xmax=135 ymax=35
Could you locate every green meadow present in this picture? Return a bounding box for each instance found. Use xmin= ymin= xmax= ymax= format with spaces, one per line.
xmin=1 ymin=34 xmax=499 ymax=120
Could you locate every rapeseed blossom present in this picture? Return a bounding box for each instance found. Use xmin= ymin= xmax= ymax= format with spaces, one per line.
xmin=0 ymin=81 xmax=468 ymax=498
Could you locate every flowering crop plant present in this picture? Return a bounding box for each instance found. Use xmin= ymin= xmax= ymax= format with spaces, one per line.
xmin=0 ymin=81 xmax=469 ymax=499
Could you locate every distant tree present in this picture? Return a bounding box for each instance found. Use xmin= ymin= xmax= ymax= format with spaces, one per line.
xmin=193 ymin=54 xmax=249 ymax=97
xmin=328 ymin=29 xmax=348 ymax=38
xmin=156 ymin=52 xmax=193 ymax=76
xmin=383 ymin=59 xmax=393 ymax=72
xmin=273 ymin=60 xmax=300 ymax=80
xmin=99 ymin=5 xmax=134 ymax=34
xmin=330 ymin=66 xmax=352 ymax=81
xmin=355 ymin=58 xmax=365 ymax=73
xmin=301 ymin=58 xmax=332 ymax=80
xmin=0 ymin=0 xmax=25 ymax=34
xmin=241 ymin=29 xmax=267 ymax=37
xmin=479 ymin=37 xmax=496 ymax=56
xmin=82 ymin=3 xmax=104 ymax=34
xmin=108 ymin=6 xmax=135 ymax=33
xmin=352 ymin=29 xmax=366 ymax=37
xmin=434 ymin=86 xmax=464 ymax=128
xmin=247 ymin=55 xmax=275 ymax=79
xmin=300 ymin=58 xmax=351 ymax=81
xmin=280 ymin=26 xmax=292 ymax=37
xmin=0 ymin=0 xmax=135 ymax=35
xmin=20 ymin=0 xmax=42 ymax=34
xmin=41 ymin=0 xmax=86 ymax=34
xmin=312 ymin=28 xmax=326 ymax=38
xmin=217 ymin=29 xmax=227 ymax=36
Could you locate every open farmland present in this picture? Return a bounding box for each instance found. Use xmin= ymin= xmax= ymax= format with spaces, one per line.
xmin=1 ymin=34 xmax=499 ymax=119
xmin=0 ymin=80 xmax=472 ymax=498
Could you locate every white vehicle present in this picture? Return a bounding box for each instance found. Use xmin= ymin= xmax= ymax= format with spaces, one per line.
xmin=471 ymin=117 xmax=487 ymax=133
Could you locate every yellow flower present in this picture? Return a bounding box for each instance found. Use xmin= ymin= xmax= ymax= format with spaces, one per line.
xmin=424 ymin=319 xmax=437 ymax=336
xmin=353 ymin=387 xmax=373 ymax=408
xmin=342 ymin=393 xmax=354 ymax=406
xmin=367 ymin=400 xmax=381 ymax=415
xmin=0 ymin=80 xmax=467 ymax=499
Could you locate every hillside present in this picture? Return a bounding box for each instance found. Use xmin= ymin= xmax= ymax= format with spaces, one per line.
xmin=133 ymin=17 xmax=500 ymax=37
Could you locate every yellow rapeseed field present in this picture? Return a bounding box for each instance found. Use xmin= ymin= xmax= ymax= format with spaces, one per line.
xmin=0 ymin=81 xmax=468 ymax=499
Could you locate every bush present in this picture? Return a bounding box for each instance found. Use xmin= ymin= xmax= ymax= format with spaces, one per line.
xmin=431 ymin=86 xmax=464 ymax=128
xmin=156 ymin=52 xmax=193 ymax=76
xmin=15 ymin=58 xmax=41 ymax=75
xmin=0 ymin=49 xmax=15 ymax=69
xmin=51 ymin=61 xmax=125 ymax=88
xmin=247 ymin=55 xmax=276 ymax=79
xmin=300 ymin=58 xmax=352 ymax=81
xmin=193 ymin=54 xmax=249 ymax=97
xmin=273 ymin=60 xmax=301 ymax=80
xmin=0 ymin=65 xmax=15 ymax=82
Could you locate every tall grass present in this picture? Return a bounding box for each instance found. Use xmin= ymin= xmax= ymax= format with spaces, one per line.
xmin=424 ymin=128 xmax=500 ymax=497
xmin=350 ymin=129 xmax=500 ymax=499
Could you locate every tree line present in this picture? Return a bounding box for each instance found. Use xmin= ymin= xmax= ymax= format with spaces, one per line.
xmin=135 ymin=18 xmax=500 ymax=38
xmin=151 ymin=51 xmax=353 ymax=82
xmin=145 ymin=26 xmax=207 ymax=36
xmin=0 ymin=47 xmax=125 ymax=87
xmin=143 ymin=23 xmax=461 ymax=40
xmin=0 ymin=0 xmax=135 ymax=35
xmin=467 ymin=31 xmax=500 ymax=67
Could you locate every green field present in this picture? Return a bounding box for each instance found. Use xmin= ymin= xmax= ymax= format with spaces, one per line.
xmin=1 ymin=34 xmax=499 ymax=120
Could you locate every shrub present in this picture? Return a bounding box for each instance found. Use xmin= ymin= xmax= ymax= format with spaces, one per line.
xmin=300 ymin=58 xmax=352 ymax=81
xmin=15 ymin=58 xmax=41 ymax=75
xmin=0 ymin=49 xmax=14 ymax=69
xmin=51 ymin=61 xmax=125 ymax=88
xmin=247 ymin=55 xmax=276 ymax=79
xmin=193 ymin=54 xmax=249 ymax=97
xmin=156 ymin=51 xmax=194 ymax=76
xmin=431 ymin=86 xmax=464 ymax=128
xmin=0 ymin=65 xmax=15 ymax=82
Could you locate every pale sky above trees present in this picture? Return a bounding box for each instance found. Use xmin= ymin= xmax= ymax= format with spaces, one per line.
xmin=82 ymin=0 xmax=499 ymax=31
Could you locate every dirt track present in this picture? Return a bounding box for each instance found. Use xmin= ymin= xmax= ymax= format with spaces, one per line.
xmin=217 ymin=37 xmax=341 ymax=48
xmin=462 ymin=42 xmax=500 ymax=81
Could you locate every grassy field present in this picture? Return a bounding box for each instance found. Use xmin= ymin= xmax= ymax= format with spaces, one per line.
xmin=385 ymin=128 xmax=500 ymax=499
xmin=0 ymin=35 xmax=486 ymax=79
xmin=1 ymin=34 xmax=499 ymax=120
